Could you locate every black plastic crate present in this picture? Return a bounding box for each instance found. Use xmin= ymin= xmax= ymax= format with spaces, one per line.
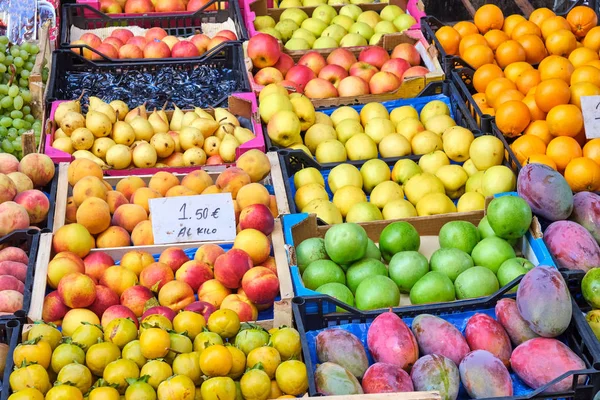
xmin=292 ymin=276 xmax=600 ymax=399
xmin=0 ymin=319 xmax=20 ymax=400
xmin=60 ymin=1 xmax=248 ymax=62
xmin=46 ymin=43 xmax=250 ymax=110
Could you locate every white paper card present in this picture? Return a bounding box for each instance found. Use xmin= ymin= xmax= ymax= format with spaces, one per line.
xmin=581 ymin=95 xmax=600 ymax=139
xmin=149 ymin=194 xmax=236 ymax=245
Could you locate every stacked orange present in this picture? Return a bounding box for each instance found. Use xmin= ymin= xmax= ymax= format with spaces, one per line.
xmin=436 ymin=5 xmax=600 ymax=192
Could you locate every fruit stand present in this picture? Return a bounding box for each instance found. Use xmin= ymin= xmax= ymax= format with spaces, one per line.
xmin=2 ymin=0 xmax=600 ymax=399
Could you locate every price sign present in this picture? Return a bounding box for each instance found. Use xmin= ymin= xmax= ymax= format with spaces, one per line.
xmin=581 ymin=95 xmax=600 ymax=139
xmin=149 ymin=194 xmax=236 ymax=245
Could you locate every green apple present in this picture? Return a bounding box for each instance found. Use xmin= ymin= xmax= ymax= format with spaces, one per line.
xmin=303 ymin=0 xmax=327 ymax=6
xmin=349 ymin=21 xmax=374 ymax=40
xmin=380 ymin=4 xmax=404 ymax=21
xmin=279 ymin=0 xmax=303 ymax=7
xmin=393 ymin=14 xmax=417 ymax=31
xmin=313 ymin=4 xmax=338 ymax=24
xmin=301 ymin=18 xmax=329 ymax=37
xmin=321 ymin=24 xmax=347 ymax=44
xmin=339 ymin=4 xmax=362 ymax=21
xmin=369 ymin=32 xmax=384 ymax=45
xmin=340 ymin=32 xmax=368 ymax=47
xmin=328 ymin=0 xmax=349 ymax=4
xmin=313 ymin=36 xmax=339 ymax=49
xmin=285 ymin=38 xmax=311 ymax=50
xmin=280 ymin=8 xmax=309 ymax=26
xmin=331 ymin=15 xmax=354 ymax=31
xmin=275 ymin=19 xmax=300 ymax=42
xmin=259 ymin=28 xmax=283 ymax=40
xmin=254 ymin=16 xmax=276 ymax=31
xmin=357 ymin=10 xmax=381 ymax=29
xmin=374 ymin=20 xmax=397 ymax=34
xmin=292 ymin=28 xmax=317 ymax=47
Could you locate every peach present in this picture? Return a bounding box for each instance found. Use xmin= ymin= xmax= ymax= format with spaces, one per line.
xmin=42 ymin=291 xmax=69 ymax=325
xmin=233 ymin=229 xmax=271 ymax=265
xmin=131 ymin=187 xmax=162 ymax=213
xmin=0 ymin=173 xmax=17 ymax=203
xmin=96 ymin=226 xmax=131 ymax=248
xmin=175 ymin=260 xmax=213 ymax=291
xmin=62 ymin=308 xmax=100 ymax=336
xmin=88 ymin=285 xmax=120 ymax=318
xmin=67 ymin=159 xmax=104 ymax=186
xmin=58 ymin=272 xmax=97 ymax=308
xmin=149 ymin=171 xmax=180 ymax=196
xmin=18 ymin=153 xmax=55 ymax=187
xmin=100 ymin=265 xmax=139 ymax=296
xmin=0 ymin=153 xmax=19 ymax=174
xmin=140 ymin=306 xmax=175 ymax=323
xmin=236 ymin=183 xmax=270 ymax=209
xmin=116 ymin=176 xmax=146 ymax=200
xmin=83 ymin=252 xmax=115 ymax=283
xmin=131 ymin=220 xmax=154 ymax=246
xmin=104 ymin=36 xmax=124 ymax=51
xmin=54 ymin=251 xmax=86 ymax=267
xmin=0 ymin=290 xmax=23 ymax=313
xmin=140 ymin=262 xmax=174 ymax=291
xmin=112 ymin=204 xmax=148 ymax=233
xmin=158 ymin=280 xmax=195 ymax=312
xmin=65 ymin=196 xmax=77 ymax=223
xmin=126 ymin=36 xmax=147 ymax=49
xmin=121 ymin=250 xmax=155 ymax=276
xmin=221 ymin=294 xmax=258 ymax=322
xmin=201 ymin=185 xmax=221 ymax=194
xmin=206 ymin=155 xmax=224 ymax=165
xmin=242 ymin=267 xmax=279 ymax=305
xmin=101 ymin=304 xmax=138 ymax=328
xmin=158 ymin=247 xmax=190 ymax=272
xmin=215 ymin=167 xmax=251 ymax=199
xmin=0 ymin=275 xmax=24 ymax=292
xmin=239 ymin=204 xmax=275 ymax=236
xmin=53 ymin=223 xmax=95 ymax=258
xmin=190 ymin=34 xmax=210 ymax=54
xmin=0 ymin=246 xmax=28 ymax=264
xmin=165 ymin=185 xmax=197 ymax=197
xmin=181 ymin=170 xmax=213 ymax=194
xmin=111 ymin=29 xmax=134 ymax=44
xmin=94 ymin=43 xmax=119 ymax=59
xmin=120 ymin=285 xmax=155 ymax=317
xmin=47 ymin=255 xmax=85 ymax=289
xmin=236 ymin=149 xmax=271 ymax=183
xmin=76 ymin=197 xmax=111 ymax=234
xmin=197 ymin=279 xmax=231 ymax=308
xmin=214 ymin=249 xmax=253 ymax=289
xmin=193 ymin=244 xmax=225 ymax=268
xmin=81 ymin=32 xmax=102 ymax=47
xmin=13 ymin=189 xmax=49 ymax=224
xmin=106 ymin=191 xmax=129 ymax=214
xmin=0 ymin=201 xmax=29 ymax=236
xmin=73 ymin=176 xmax=108 ymax=206
xmin=259 ymin=256 xmax=277 ymax=276
xmin=145 ymin=27 xmax=168 ymax=42
xmin=7 ymin=172 xmax=33 ymax=193
xmin=0 ymin=260 xmax=26 ymax=282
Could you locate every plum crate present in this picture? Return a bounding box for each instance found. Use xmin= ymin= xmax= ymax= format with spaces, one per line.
xmin=0 ymin=319 xmax=21 ymax=400
xmin=60 ymin=1 xmax=248 ymax=63
xmin=292 ymin=278 xmax=600 ymax=399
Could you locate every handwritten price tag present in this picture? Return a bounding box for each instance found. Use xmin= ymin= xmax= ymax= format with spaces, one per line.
xmin=581 ymin=95 xmax=600 ymax=139
xmin=149 ymin=194 xmax=236 ymax=245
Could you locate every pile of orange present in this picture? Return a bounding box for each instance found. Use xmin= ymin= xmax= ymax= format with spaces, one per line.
xmin=436 ymin=5 xmax=600 ymax=192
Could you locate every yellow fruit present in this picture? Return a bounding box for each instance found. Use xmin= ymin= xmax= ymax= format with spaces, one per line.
xmin=415 ymin=192 xmax=457 ymax=216
xmin=457 ymin=192 xmax=486 ymax=212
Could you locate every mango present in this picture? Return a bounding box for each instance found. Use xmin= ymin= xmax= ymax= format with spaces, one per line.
xmin=511 ymin=337 xmax=586 ymax=393
xmin=411 ymin=314 xmax=469 ymax=365
xmin=516 ymin=266 xmax=572 ymax=337
xmin=465 ymin=313 xmax=512 ymax=367
xmin=517 ymin=163 xmax=573 ymax=222
xmin=316 ymin=329 xmax=369 ymax=378
xmin=571 ymin=192 xmax=600 ymax=245
xmin=315 ymin=362 xmax=363 ymax=396
xmin=459 ymin=350 xmax=513 ymax=398
xmin=362 ymin=362 xmax=414 ymax=394
xmin=495 ymin=298 xmax=539 ymax=346
xmin=411 ymin=354 xmax=459 ymax=400
xmin=367 ymin=312 xmax=418 ymax=371
xmin=544 ymin=221 xmax=600 ymax=272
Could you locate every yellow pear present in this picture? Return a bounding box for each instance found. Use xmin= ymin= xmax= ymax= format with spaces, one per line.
xmin=219 ymin=134 xmax=240 ymax=163
xmin=179 ymin=127 xmax=204 ymax=150
xmin=481 ymin=165 xmax=516 ymax=196
xmin=181 ymin=111 xmax=199 ymax=128
xmin=150 ymin=132 xmax=176 ymax=158
xmin=424 ymin=114 xmax=456 ymax=135
xmin=60 ymin=111 xmax=85 ymax=136
xmin=290 ymin=94 xmax=316 ymax=131
xmin=443 ymin=126 xmax=474 ymax=162
xmin=148 ymin=110 xmax=169 ymax=134
xmin=346 ymin=202 xmax=383 ymax=223
xmin=457 ymin=192 xmax=485 ymax=212
xmin=52 ymin=137 xmax=74 ymax=154
xmin=391 ymin=159 xmax=422 ymax=185
xmin=109 ymin=100 xmax=129 ymax=120
xmin=411 ymin=130 xmax=443 ymax=155
xmin=305 ymin=124 xmax=337 ymax=154
xmin=130 ymin=117 xmax=154 ymax=141
xmin=469 ymin=135 xmax=505 ymax=171
xmin=191 ymin=118 xmax=220 ymax=138
xmin=233 ymin=126 xmax=255 ymax=144
xmin=465 ymin=171 xmax=484 ymax=193
xmin=335 ymin=119 xmax=363 ymax=144
xmin=194 ymin=107 xmax=214 ymax=120
xmin=463 ymin=159 xmax=479 ymax=176
xmin=295 ymin=183 xmax=329 ymax=210
xmin=157 ymin=103 xmax=169 ymax=124
xmin=214 ymin=108 xmax=239 ymax=126
xmin=54 ymin=92 xmax=84 ymax=125
xmin=419 ymin=100 xmax=450 ymax=123
xmin=106 ymin=144 xmax=132 ymax=169
xmin=360 ymin=159 xmax=390 ymax=193
xmin=124 ymin=103 xmax=147 ymax=124
xmin=88 ymin=96 xmax=106 ymax=111
xmin=370 ymin=181 xmax=404 ymax=209
xmin=203 ymin=136 xmax=221 ymax=156
xmin=364 ymin=118 xmax=395 ymax=144
xmin=72 ymin=150 xmax=108 ymax=168
xmin=170 ymin=104 xmax=184 ymax=131
xmin=183 ymin=147 xmax=207 ymax=166
xmin=86 ymin=110 xmax=112 ymax=137
xmin=92 ymin=137 xmax=116 ymax=159
xmin=288 ymin=143 xmax=312 ymax=156
xmin=95 ymin=103 xmax=117 ymax=124
xmin=169 ymin=131 xmax=181 ymax=152
xmin=54 ymin=128 xmax=67 ymax=139
xmin=71 ymin=127 xmax=94 ymax=150
xmin=215 ymin=123 xmax=236 ymax=140
xmin=132 ymin=141 xmax=157 ymax=168
xmin=112 ymin=121 xmax=136 ymax=146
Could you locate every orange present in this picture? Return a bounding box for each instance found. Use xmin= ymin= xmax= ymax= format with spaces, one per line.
xmin=538 ymin=55 xmax=575 ymax=83
xmin=495 ymin=40 xmax=527 ymax=68
xmin=546 ymin=104 xmax=583 ymax=137
xmin=583 ymin=138 xmax=600 ymax=165
xmin=583 ymin=26 xmax=600 ymax=52
xmin=524 ymin=120 xmax=553 ymax=144
xmin=485 ymin=77 xmax=517 ymax=108
xmin=495 ymin=100 xmax=531 ymax=138
xmin=504 ymin=61 xmax=534 ymax=82
xmin=570 ymin=81 xmax=600 ymax=109
xmin=510 ymin=134 xmax=547 ymax=164
xmin=574 ymin=128 xmax=588 ymax=147
xmin=527 ymin=85 xmax=538 ymax=96
xmin=511 ymin=20 xmax=542 ymax=39
xmin=462 ymin=44 xmax=495 ymax=69
xmin=454 ymin=21 xmax=479 ymax=37
xmin=522 ymin=95 xmax=548 ymax=121
xmin=546 ymin=136 xmax=583 ymax=171
xmin=566 ymin=6 xmax=598 ymax=38
xmin=516 ymin=34 xmax=548 ymax=64
xmin=494 ymin=89 xmax=525 ymax=108
xmin=585 ymin=60 xmax=600 ymax=69
xmin=482 ymin=107 xmax=496 ymax=116
xmin=503 ymin=14 xmax=527 ymax=36
xmin=473 ymin=64 xmax=504 ymax=93
xmin=564 ymin=157 xmax=600 ymax=191
xmin=529 ymin=7 xmax=556 ymax=27
xmin=474 ymin=4 xmax=504 ymax=34
xmin=524 ymin=153 xmax=558 ymax=169
xmin=571 ymin=65 xmax=600 ymax=87
xmin=534 ymin=78 xmax=571 ymax=112
xmin=541 ymin=16 xmax=572 ymax=40
xmin=545 ymin=29 xmax=578 ymax=56
xmin=484 ymin=29 xmax=510 ymax=50
xmin=472 ymin=92 xmax=487 ymax=111
xmin=516 ymin=69 xmax=541 ymax=94
xmin=568 ymin=47 xmax=599 ymax=67
xmin=459 ymin=34 xmax=488 ymax=56
xmin=435 ymin=26 xmax=461 ymax=55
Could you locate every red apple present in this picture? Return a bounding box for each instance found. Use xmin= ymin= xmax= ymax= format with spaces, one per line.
xmin=103 ymin=36 xmax=124 ymax=50
xmin=80 ymin=33 xmax=102 ymax=48
xmin=326 ymin=48 xmax=357 ymax=71
xmin=298 ymin=51 xmax=327 ymax=75
xmin=207 ymin=36 xmax=230 ymax=51
xmin=171 ymin=40 xmax=200 ymax=58
xmin=254 ymin=67 xmax=284 ymax=85
xmin=111 ymin=29 xmax=133 ymax=44
xmin=162 ymin=35 xmax=180 ymax=50
xmin=381 ymin=58 xmax=411 ymax=80
xmin=93 ymin=43 xmax=119 ymax=59
xmin=145 ymin=27 xmax=168 ymax=42
xmin=187 ymin=0 xmax=216 ymax=11
xmin=349 ymin=61 xmax=378 ymax=83
xmin=318 ymin=64 xmax=348 ymax=88
xmin=215 ymin=30 xmax=237 ymax=41
xmin=127 ymin=36 xmax=147 ymax=49
xmin=391 ymin=43 xmax=421 ymax=66
xmin=304 ymin=78 xmax=338 ymax=99
xmin=285 ymin=65 xmax=316 ymax=91
xmin=118 ymin=44 xmax=144 ymax=59
xmin=143 ymin=40 xmax=171 ymax=58
xmin=402 ymin=66 xmax=429 ymax=79
xmin=124 ymin=0 xmax=154 ymax=13
xmin=280 ymin=79 xmax=302 ymax=94
xmin=358 ymin=46 xmax=390 ymax=69
xmin=247 ymin=33 xmax=281 ymax=69
xmin=190 ymin=34 xmax=210 ymax=54
xmin=154 ymin=0 xmax=186 ymax=12
xmin=273 ymin=53 xmax=294 ymax=76
xmin=369 ymin=71 xmax=400 ymax=94
xmin=337 ymin=76 xmax=370 ymax=97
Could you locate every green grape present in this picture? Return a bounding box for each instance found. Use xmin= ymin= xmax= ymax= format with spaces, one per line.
xmin=32 ymin=120 xmax=41 ymax=128
xmin=7 ymin=85 xmax=18 ymax=98
xmin=24 ymin=115 xmax=34 ymax=124
xmin=0 ymin=36 xmax=9 ymax=45
xmin=0 ymin=65 xmax=6 ymax=74
xmin=10 ymin=110 xmax=22 ymax=119
xmin=22 ymin=121 xmax=31 ymax=129
xmin=1 ymin=96 xmax=13 ymax=108
xmin=9 ymin=48 xmax=19 ymax=58
xmin=0 ymin=117 xmax=12 ymax=127
xmin=22 ymin=106 xmax=30 ymax=115
xmin=20 ymin=91 xmax=31 ymax=103
xmin=17 ymin=128 xmax=25 ymax=135
xmin=24 ymin=62 xmax=33 ymax=71
xmin=21 ymin=70 xmax=30 ymax=79
xmin=33 ymin=127 xmax=40 ymax=135
xmin=13 ymin=57 xmax=23 ymax=67
xmin=12 ymin=140 xmax=22 ymax=151
xmin=0 ymin=44 xmax=5 ymax=54
xmin=0 ymin=85 xmax=8 ymax=95
xmin=30 ymin=44 xmax=39 ymax=55
xmin=0 ymin=53 xmax=5 ymax=64
xmin=12 ymin=119 xmax=23 ymax=129
xmin=7 ymin=129 xmax=17 ymax=139
xmin=2 ymin=139 xmax=14 ymax=153
xmin=20 ymin=43 xmax=30 ymax=53
xmin=3 ymin=56 xmax=12 ymax=66
xmin=13 ymin=96 xmax=22 ymax=110
xmin=0 ymin=126 xmax=7 ymax=135
xmin=18 ymin=79 xmax=27 ymax=88
xmin=19 ymin=50 xmax=28 ymax=59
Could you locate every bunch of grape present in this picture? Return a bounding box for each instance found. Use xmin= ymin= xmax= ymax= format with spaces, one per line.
xmin=0 ymin=36 xmax=47 ymax=159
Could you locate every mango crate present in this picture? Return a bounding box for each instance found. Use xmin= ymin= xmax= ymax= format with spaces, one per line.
xmin=0 ymin=319 xmax=22 ymax=400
